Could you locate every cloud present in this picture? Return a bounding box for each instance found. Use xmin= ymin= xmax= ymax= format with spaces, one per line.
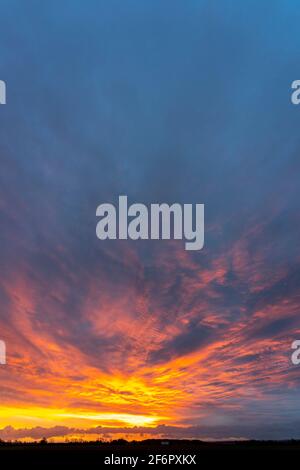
xmin=148 ymin=323 xmax=215 ymax=364
xmin=0 ymin=0 xmax=300 ymax=441
xmin=2 ymin=421 xmax=300 ymax=442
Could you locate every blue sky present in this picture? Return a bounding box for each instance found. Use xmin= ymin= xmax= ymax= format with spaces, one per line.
xmin=0 ymin=0 xmax=300 ymax=440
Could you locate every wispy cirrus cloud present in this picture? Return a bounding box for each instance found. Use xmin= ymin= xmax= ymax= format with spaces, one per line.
xmin=1 ymin=0 xmax=300 ymax=441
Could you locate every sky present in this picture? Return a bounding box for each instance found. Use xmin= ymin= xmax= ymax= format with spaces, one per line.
xmin=0 ymin=0 xmax=300 ymax=441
